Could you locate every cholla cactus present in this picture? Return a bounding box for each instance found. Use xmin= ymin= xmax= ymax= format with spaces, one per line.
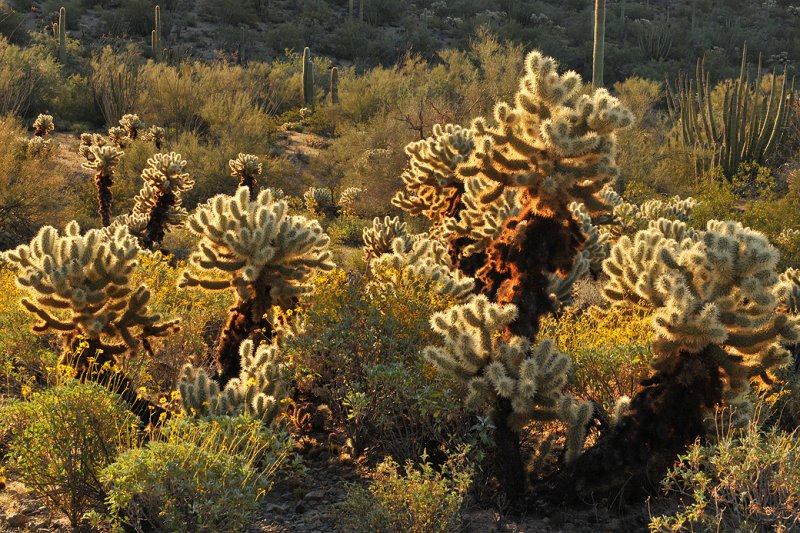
xmin=82 ymin=145 xmax=124 ymax=227
xmin=392 ymin=123 xmax=475 ymax=225
xmin=368 ymin=236 xmax=475 ymax=301
xmin=303 ymin=187 xmax=336 ymax=217
xmin=25 ymin=136 xmax=53 ymax=158
xmin=229 ymin=153 xmax=262 ymax=200
xmin=338 ymin=187 xmax=363 ymax=215
xmin=2 ymin=222 xmax=178 ymax=420
xmin=547 ymin=252 xmax=590 ymax=310
xmin=134 ymin=152 xmax=194 ymax=249
xmin=578 ymin=220 xmax=800 ymax=499
xmin=424 ymin=295 xmax=592 ymax=464
xmin=179 ymin=340 xmax=288 ymax=424
xmin=776 ymin=267 xmax=800 ymax=314
xmin=362 ymin=216 xmax=410 ymax=264
xmin=569 ymin=202 xmax=609 ymax=273
xmin=142 ymin=125 xmax=166 ymax=149
xmin=32 ymin=114 xmax=54 ymax=138
xmin=108 ymin=126 xmax=128 ymax=147
xmin=119 ymin=114 xmax=145 ymax=140
xmin=179 ymin=187 xmax=334 ymax=385
xmin=78 ymin=133 xmax=108 ymax=162
xmin=639 ymin=196 xmax=697 ymax=222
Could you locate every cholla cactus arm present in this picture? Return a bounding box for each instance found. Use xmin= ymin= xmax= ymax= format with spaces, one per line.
xmin=119 ymin=114 xmax=145 ymax=140
xmin=569 ymin=202 xmax=609 ymax=273
xmin=548 ymin=252 xmax=590 ymax=310
xmin=139 ymin=152 xmax=194 ymax=250
xmin=392 ymin=123 xmax=475 ymax=224
xmin=362 ymin=216 xmax=409 ymax=264
xmin=368 ymin=235 xmax=475 ymax=301
xmin=776 ymin=267 xmax=800 ymax=314
xmin=424 ymin=295 xmax=592 ymax=464
xmin=229 ymin=153 xmax=262 ymax=200
xmin=32 ymin=114 xmax=54 ymax=138
xmin=78 ymin=133 xmax=108 ymax=162
xmin=639 ymin=196 xmax=697 ymax=222
xmin=179 ymin=187 xmax=334 ymax=385
xmin=82 ymin=145 xmax=124 ymax=227
xmin=3 ymin=222 xmax=178 ymax=422
xmin=142 ymin=125 xmax=166 ymax=149
xmin=108 ymin=126 xmax=127 ymax=148
xmin=179 ymin=340 xmax=289 ymax=424
xmin=303 ymin=187 xmax=336 ymax=217
xmin=338 ymin=187 xmax=363 ymax=215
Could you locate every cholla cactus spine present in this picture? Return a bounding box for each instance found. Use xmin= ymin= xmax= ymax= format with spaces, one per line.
xmin=82 ymin=145 xmax=124 ymax=227
xmin=179 ymin=187 xmax=334 ymax=384
xmin=229 ymin=153 xmax=262 ymax=200
xmin=338 ymin=187 xmax=363 ymax=215
xmin=32 ymin=114 xmax=55 ymax=138
xmin=362 ymin=216 xmax=409 ymax=264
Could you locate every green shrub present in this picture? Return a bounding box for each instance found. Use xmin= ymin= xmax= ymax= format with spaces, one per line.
xmin=101 ymin=415 xmax=295 ymax=533
xmin=650 ymin=422 xmax=800 ymax=532
xmin=338 ymin=449 xmax=472 ymax=533
xmin=0 ymin=381 xmax=139 ymax=527
xmin=326 ymin=215 xmax=367 ymax=247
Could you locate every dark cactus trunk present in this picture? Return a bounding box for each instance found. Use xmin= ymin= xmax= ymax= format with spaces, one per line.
xmin=142 ymin=190 xmax=176 ymax=250
xmin=240 ymin=175 xmax=258 ymax=200
xmin=95 ymin=171 xmax=113 ymax=227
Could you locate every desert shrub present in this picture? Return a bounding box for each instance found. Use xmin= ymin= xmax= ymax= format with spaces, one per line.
xmin=650 ymin=422 xmax=800 ymax=532
xmin=338 ymin=449 xmax=472 ymax=533
xmin=0 ymin=37 xmax=61 ymax=116
xmin=90 ymin=45 xmax=143 ymax=126
xmin=326 ymin=215 xmax=367 ymax=247
xmin=101 ymin=415 xmax=294 ymax=533
xmin=0 ymin=381 xmax=139 ymax=527
xmin=540 ymin=306 xmax=653 ymax=411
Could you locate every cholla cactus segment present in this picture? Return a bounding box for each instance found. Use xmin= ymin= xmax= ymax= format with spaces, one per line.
xmin=392 ymin=123 xmax=475 ymax=224
xmin=142 ymin=125 xmax=166 ymax=149
xmin=25 ymin=136 xmax=53 ymax=158
xmin=2 ymin=222 xmax=177 ymax=347
xmin=78 ymin=133 xmax=108 ymax=162
xmin=119 ymin=114 xmax=145 ymax=140
xmin=639 ymin=196 xmax=697 ymax=222
xmin=443 ymin=176 xmax=521 ymax=257
xmin=459 ymin=50 xmax=633 ymax=218
xmin=32 ymin=114 xmax=55 ymax=137
xmin=303 ymin=187 xmax=336 ymax=217
xmin=134 ymin=152 xmax=194 ymax=249
xmin=362 ymin=215 xmax=410 ymax=264
xmin=338 ymin=187 xmax=363 ymax=214
xmin=180 ymin=187 xmax=334 ymax=307
xmin=179 ymin=340 xmax=288 ymax=424
xmin=604 ymin=220 xmax=798 ymax=399
xmin=108 ymin=126 xmax=128 ymax=147
xmin=368 ymin=235 xmax=474 ymax=301
xmin=548 ymin=252 xmax=590 ymax=310
xmin=81 ymin=145 xmax=123 ymax=174
xmin=423 ymin=294 xmax=591 ymax=462
xmin=776 ymin=267 xmax=800 ymax=314
xmin=229 ymin=153 xmax=262 ymax=199
xmin=569 ymin=202 xmax=609 ymax=272
xmin=141 ymin=152 xmax=193 ymax=195
xmin=599 ymin=184 xmax=623 ymax=207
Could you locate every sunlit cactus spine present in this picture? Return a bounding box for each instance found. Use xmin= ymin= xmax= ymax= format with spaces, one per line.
xmin=178 ymin=187 xmax=334 ymax=385
xmin=229 ymin=153 xmax=262 ymax=200
xmin=179 ymin=339 xmax=288 ymax=424
xmin=119 ymin=114 xmax=145 ymax=140
xmin=330 ymin=67 xmax=339 ymax=105
xmin=302 ymin=47 xmax=314 ymax=111
xmin=362 ymin=215 xmax=410 ymax=264
xmin=136 ymin=152 xmax=194 ymax=250
xmin=1 ymin=222 xmax=179 ymax=421
xmin=32 ymin=114 xmax=54 ymax=138
xmin=82 ymin=145 xmax=124 ymax=227
xmin=107 ymin=126 xmax=127 ymax=148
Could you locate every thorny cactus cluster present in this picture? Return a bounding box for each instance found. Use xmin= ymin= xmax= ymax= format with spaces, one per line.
xmin=32 ymin=114 xmax=54 ymax=137
xmin=424 ymin=295 xmax=592 ymax=463
xmin=119 ymin=114 xmax=145 ymax=140
xmin=2 ymin=222 xmax=178 ymax=420
xmin=179 ymin=339 xmax=288 ymax=424
xmin=82 ymin=145 xmax=124 ymax=227
xmin=229 ymin=153 xmax=262 ymax=200
xmin=179 ymin=187 xmax=334 ymax=384
xmin=362 ymin=216 xmax=411 ymax=264
xmin=304 ymin=187 xmax=363 ymax=217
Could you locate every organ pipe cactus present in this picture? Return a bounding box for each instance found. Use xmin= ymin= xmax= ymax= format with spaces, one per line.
xmin=179 ymin=187 xmax=334 ymax=385
xmin=2 ymin=222 xmax=179 ymax=421
xmin=666 ymin=46 xmax=795 ymax=179
xmin=32 ymin=114 xmax=54 ymax=138
xmin=229 ymin=153 xmax=262 ymax=200
xmin=180 ymin=339 xmax=288 ymax=423
xmin=568 ymin=219 xmax=800 ymax=499
xmin=82 ymin=145 xmax=124 ymax=227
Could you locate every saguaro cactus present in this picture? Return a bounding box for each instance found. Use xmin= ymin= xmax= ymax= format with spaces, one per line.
xmin=592 ymin=0 xmax=606 ymax=90
xmin=2 ymin=222 xmax=179 ymax=421
xmin=229 ymin=153 xmax=262 ymax=200
xmin=82 ymin=145 xmax=124 ymax=227
xmin=302 ymin=47 xmax=314 ymax=110
xmin=179 ymin=187 xmax=334 ymax=385
xmin=56 ymin=6 xmax=66 ymax=63
xmin=152 ymin=5 xmax=164 ymax=62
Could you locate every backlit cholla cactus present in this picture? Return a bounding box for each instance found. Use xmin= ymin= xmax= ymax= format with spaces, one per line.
xmin=78 ymin=133 xmax=108 ymax=163
xmin=603 ymin=219 xmax=798 ymax=416
xmin=423 ymin=294 xmax=592 ymax=463
xmin=362 ymin=215 xmax=411 ymax=264
xmin=142 ymin=125 xmax=166 ymax=149
xmin=2 ymin=222 xmax=178 ymax=420
xmin=108 ymin=126 xmax=128 ymax=148
xmin=570 ymin=202 xmax=609 ymax=273
xmin=134 ymin=152 xmax=194 ymax=249
xmin=82 ymin=145 xmax=124 ymax=227
xmin=179 ymin=340 xmax=288 ymax=424
xmin=229 ymin=153 xmax=262 ymax=200
xmin=179 ymin=187 xmax=334 ymax=385
xmin=304 ymin=187 xmax=336 ymax=217
xmin=338 ymin=187 xmax=363 ymax=215
xmin=119 ymin=114 xmax=145 ymax=140
xmin=547 ymin=252 xmax=590 ymax=310
xmin=24 ymin=137 xmax=53 ymax=158
xmin=776 ymin=267 xmax=800 ymax=314
xmin=368 ymin=236 xmax=474 ymax=301
xmin=32 ymin=114 xmax=54 ymax=138
xmin=639 ymin=196 xmax=697 ymax=222
xmin=392 ymin=123 xmax=475 ymax=225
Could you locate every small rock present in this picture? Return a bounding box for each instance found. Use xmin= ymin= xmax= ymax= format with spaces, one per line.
xmin=6 ymin=513 xmax=29 ymax=528
xmin=265 ymin=503 xmax=290 ymax=514
xmin=304 ymin=489 xmax=326 ymax=502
